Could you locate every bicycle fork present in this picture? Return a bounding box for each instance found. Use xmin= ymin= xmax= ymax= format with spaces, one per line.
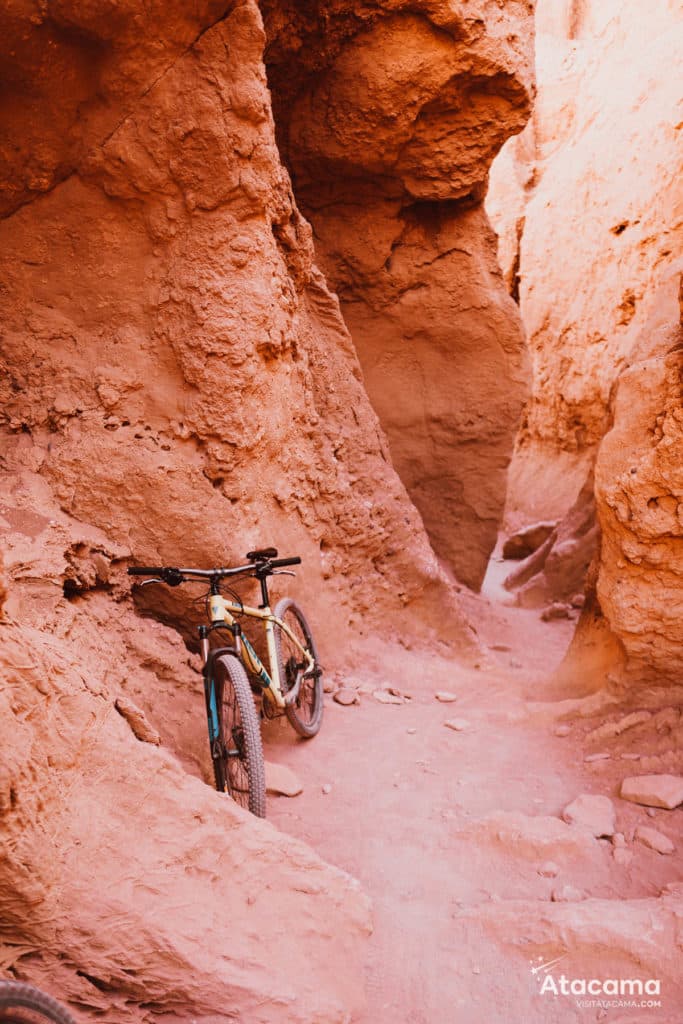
xmin=199 ymin=626 xmax=222 ymax=759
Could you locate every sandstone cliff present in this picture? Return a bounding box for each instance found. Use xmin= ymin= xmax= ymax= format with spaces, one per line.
xmin=595 ymin=280 xmax=683 ymax=686
xmin=0 ymin=0 xmax=535 ymax=1016
xmin=263 ymin=0 xmax=534 ymax=589
xmin=488 ymin=0 xmax=683 ymax=687
xmin=488 ymin=0 xmax=682 ymax=527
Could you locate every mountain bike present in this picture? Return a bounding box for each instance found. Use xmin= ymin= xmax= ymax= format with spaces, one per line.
xmin=0 ymin=981 xmax=77 ymax=1023
xmin=128 ymin=548 xmax=323 ymax=817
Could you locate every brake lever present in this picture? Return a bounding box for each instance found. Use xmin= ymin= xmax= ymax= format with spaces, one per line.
xmin=272 ymin=570 xmax=296 ymax=577
xmin=139 ymin=578 xmax=164 ymax=587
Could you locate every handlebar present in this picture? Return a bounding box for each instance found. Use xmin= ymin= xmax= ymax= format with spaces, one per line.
xmin=127 ymin=554 xmax=302 ymax=586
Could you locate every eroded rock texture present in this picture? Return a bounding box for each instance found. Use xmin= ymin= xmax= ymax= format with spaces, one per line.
xmin=0 ymin=0 xmax=483 ymax=1015
xmin=487 ymin=0 xmax=683 ymax=686
xmin=596 ymin=289 xmax=683 ymax=685
xmin=0 ymin=1 xmax=482 ymax=641
xmin=1 ymin=606 xmax=371 ymax=1024
xmin=262 ymin=0 xmax=534 ymax=589
xmin=488 ymin=0 xmax=683 ymax=527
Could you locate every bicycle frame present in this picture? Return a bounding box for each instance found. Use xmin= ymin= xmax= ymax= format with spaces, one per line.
xmin=201 ymin=593 xmax=315 ymax=710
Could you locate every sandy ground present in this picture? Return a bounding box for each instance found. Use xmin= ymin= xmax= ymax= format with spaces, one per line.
xmin=263 ymin=557 xmax=683 ymax=1023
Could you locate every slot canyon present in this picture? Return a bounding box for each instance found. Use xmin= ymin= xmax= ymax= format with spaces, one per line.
xmin=0 ymin=1 xmax=681 ymax=1022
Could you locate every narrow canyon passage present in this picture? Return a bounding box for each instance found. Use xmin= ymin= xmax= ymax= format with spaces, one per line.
xmin=1 ymin=0 xmax=682 ymax=1020
xmin=265 ymin=580 xmax=683 ymax=1023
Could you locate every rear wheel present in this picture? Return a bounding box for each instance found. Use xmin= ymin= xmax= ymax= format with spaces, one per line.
xmin=273 ymin=598 xmax=323 ymax=739
xmin=0 ymin=981 xmax=77 ymax=1023
xmin=212 ymin=654 xmax=266 ymax=818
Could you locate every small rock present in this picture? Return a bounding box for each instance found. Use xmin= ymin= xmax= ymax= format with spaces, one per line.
xmin=611 ymin=832 xmax=626 ymax=849
xmin=53 ymin=392 xmax=74 ymax=415
xmin=620 ymin=774 xmax=683 ymax=810
xmin=373 ymin=690 xmax=404 ymax=705
xmin=541 ymin=602 xmax=572 ymax=621
xmin=584 ymin=753 xmax=610 ymax=763
xmin=551 ymin=885 xmax=585 ymax=902
xmin=114 ymin=697 xmax=161 ymax=745
xmin=634 ymin=826 xmax=674 ymax=855
xmin=502 ymin=521 xmax=556 ymax=560
xmin=538 ymin=861 xmax=559 ymax=877
xmin=586 ymin=710 xmax=652 ymax=745
xmin=646 ymin=807 xmax=657 ymax=818
xmin=570 ymin=593 xmax=586 ymax=609
xmin=444 ymin=718 xmax=471 ymax=732
xmin=554 ymin=724 xmax=572 ymax=737
xmin=323 ymin=680 xmax=336 ymax=694
xmin=620 ymin=753 xmax=641 ymax=760
xmin=265 ymin=761 xmax=303 ymax=798
xmin=406 ymin=727 xmax=416 ymax=735
xmin=321 ymin=784 xmax=332 ymax=795
xmin=92 ymin=553 xmax=110 ymax=583
xmin=435 ymin=691 xmax=458 ymax=703
xmin=386 ymin=686 xmax=411 ymax=700
xmin=489 ymin=643 xmax=511 ymax=652
xmin=333 ymin=688 xmax=359 ymax=706
xmin=472 ymin=966 xmax=481 ymax=975
xmin=562 ymin=794 xmax=616 ymax=837
xmin=613 ymin=847 xmax=633 ymax=866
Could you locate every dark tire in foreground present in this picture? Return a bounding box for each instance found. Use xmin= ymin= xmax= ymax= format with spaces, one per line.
xmin=273 ymin=598 xmax=323 ymax=739
xmin=213 ymin=654 xmax=266 ymax=818
xmin=0 ymin=981 xmax=77 ymax=1024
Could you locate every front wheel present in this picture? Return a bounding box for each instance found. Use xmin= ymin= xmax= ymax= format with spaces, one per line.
xmin=273 ymin=598 xmax=323 ymax=739
xmin=0 ymin=981 xmax=77 ymax=1023
xmin=212 ymin=654 xmax=266 ymax=818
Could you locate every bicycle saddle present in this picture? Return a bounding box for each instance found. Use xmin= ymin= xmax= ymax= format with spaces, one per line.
xmin=246 ymin=547 xmax=278 ymax=561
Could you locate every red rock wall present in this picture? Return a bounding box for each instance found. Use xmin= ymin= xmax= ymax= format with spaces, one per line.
xmin=488 ymin=0 xmax=683 ymax=528
xmin=262 ymin=0 xmax=534 ymax=590
xmin=595 ymin=287 xmax=683 ymax=685
xmin=0 ymin=0 xmax=470 ymax=644
xmin=0 ymin=0 xmax=535 ymax=1015
xmin=488 ymin=0 xmax=683 ymax=685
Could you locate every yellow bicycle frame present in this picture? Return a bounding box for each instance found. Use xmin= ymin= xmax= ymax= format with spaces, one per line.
xmin=208 ymin=594 xmax=314 ymax=709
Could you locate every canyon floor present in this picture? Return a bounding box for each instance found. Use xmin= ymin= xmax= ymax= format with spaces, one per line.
xmin=264 ymin=556 xmax=683 ymax=1023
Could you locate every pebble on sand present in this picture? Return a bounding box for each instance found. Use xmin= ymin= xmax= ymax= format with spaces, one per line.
xmin=333 ymin=688 xmax=360 ymax=706
xmin=265 ymin=761 xmax=303 ymax=797
xmin=620 ymin=774 xmax=683 ymax=810
xmin=634 ymin=826 xmax=674 ymax=855
xmin=444 ymin=719 xmax=471 ymax=732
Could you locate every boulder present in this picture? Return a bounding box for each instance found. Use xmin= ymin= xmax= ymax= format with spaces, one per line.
xmin=634 ymin=827 xmax=675 ymax=856
xmin=620 ymin=775 xmax=683 ymax=810
xmin=562 ymin=794 xmax=616 ymax=838
xmin=502 ymin=521 xmax=557 ymax=560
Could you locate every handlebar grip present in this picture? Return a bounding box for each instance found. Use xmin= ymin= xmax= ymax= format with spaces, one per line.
xmin=271 ymin=556 xmax=302 ymax=568
xmin=128 ymin=567 xmax=165 ymax=575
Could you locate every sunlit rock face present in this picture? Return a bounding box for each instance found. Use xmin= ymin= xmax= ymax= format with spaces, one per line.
xmin=263 ymin=0 xmax=534 ymax=590
xmin=488 ymin=0 xmax=682 ymax=528
xmin=488 ymin=0 xmax=683 ymax=685
xmin=595 ymin=283 xmax=683 ymax=686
